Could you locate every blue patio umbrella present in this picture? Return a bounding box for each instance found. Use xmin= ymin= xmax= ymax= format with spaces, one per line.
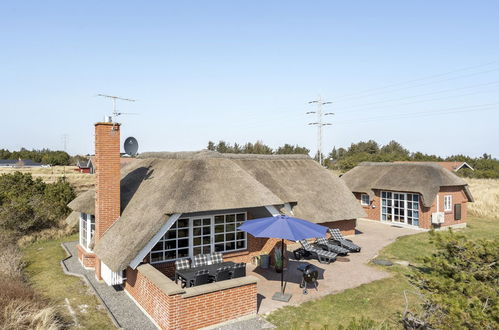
xmin=238 ymin=215 xmax=328 ymax=302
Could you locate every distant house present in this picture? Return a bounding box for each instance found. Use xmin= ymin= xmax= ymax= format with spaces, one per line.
xmin=75 ymin=159 xmax=94 ymax=173
xmin=75 ymin=156 xmax=136 ymax=174
xmin=394 ymin=161 xmax=474 ymax=172
xmin=342 ymin=162 xmax=474 ymax=229
xmin=0 ymin=159 xmax=43 ymax=168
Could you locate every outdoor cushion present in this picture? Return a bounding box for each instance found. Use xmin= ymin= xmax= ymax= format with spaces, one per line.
xmin=315 ymin=237 xmax=350 ymax=255
xmin=299 ymin=239 xmax=337 ymax=264
xmin=193 ymin=254 xmax=211 ymax=267
xmin=175 ymin=258 xmax=191 ymax=270
xmin=232 ymin=262 xmax=246 ymax=278
xmin=210 ymin=252 xmax=223 ymax=264
xmin=328 ymin=228 xmax=361 ymax=252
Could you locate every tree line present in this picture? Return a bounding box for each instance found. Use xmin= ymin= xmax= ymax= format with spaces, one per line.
xmin=325 ymin=140 xmax=499 ymax=179
xmin=207 ymin=140 xmax=310 ymax=155
xmin=0 ymin=148 xmax=71 ymax=166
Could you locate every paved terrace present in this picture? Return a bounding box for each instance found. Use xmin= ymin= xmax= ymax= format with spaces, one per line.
xmin=251 ymin=219 xmax=420 ymax=314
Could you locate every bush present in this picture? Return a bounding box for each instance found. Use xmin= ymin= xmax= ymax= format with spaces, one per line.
xmin=406 ymin=231 xmax=499 ymax=329
xmin=0 ymin=172 xmax=75 ymax=234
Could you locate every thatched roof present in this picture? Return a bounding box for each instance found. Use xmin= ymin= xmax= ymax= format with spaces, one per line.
xmin=64 ymin=211 xmax=80 ymax=227
xmin=341 ymin=162 xmax=474 ymax=207
xmin=69 ymin=151 xmax=365 ymax=271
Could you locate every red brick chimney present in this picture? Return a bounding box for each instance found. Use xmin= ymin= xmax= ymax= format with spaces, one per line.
xmin=95 ymin=122 xmax=121 ymax=240
xmin=94 ymin=121 xmax=121 ymax=279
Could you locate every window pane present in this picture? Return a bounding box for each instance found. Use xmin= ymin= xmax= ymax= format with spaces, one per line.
xmin=178 ymin=249 xmax=189 ymax=258
xmin=202 ymin=227 xmax=211 ymax=235
xmin=225 ymin=242 xmax=235 ymax=251
xmin=193 ymin=219 xmax=202 ymax=227
xmin=193 ymin=237 xmax=201 ymax=246
xmin=226 ymin=224 xmax=236 ymax=232
xmin=193 ymin=227 xmax=202 ymax=236
xmin=202 ymin=237 xmax=210 ymax=245
xmin=215 ymin=244 xmax=224 ymax=252
xmin=203 ymin=218 xmax=210 ymax=226
xmin=166 ymin=230 xmax=176 ymax=239
xmin=215 ymin=234 xmax=224 ymax=243
xmin=164 ymin=250 xmax=175 ymax=260
xmin=237 ymin=232 xmax=245 ymax=240
xmin=226 ymin=214 xmax=235 ymax=223
xmin=413 ymin=195 xmax=419 ymax=201
xmin=226 ymin=233 xmax=235 ymax=241
xmin=152 ymin=242 xmax=163 ymax=251
xmin=215 ymin=225 xmax=224 ymax=233
xmin=193 ymin=247 xmax=202 ymax=256
xmin=215 ymin=215 xmax=224 ymax=224
xmin=165 ymin=240 xmax=176 ymax=249
xmin=151 ymin=252 xmax=163 ymax=262
xmin=177 ymin=218 xmax=188 ymax=228
xmin=202 ymin=246 xmax=211 ymax=254
xmin=178 ymin=239 xmax=188 ymax=248
xmin=178 ymin=229 xmax=188 ymax=238
xmin=236 ymin=213 xmax=245 ymax=221
xmin=236 ymin=241 xmax=245 ymax=249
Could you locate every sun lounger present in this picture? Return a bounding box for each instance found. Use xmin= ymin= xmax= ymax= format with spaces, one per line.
xmin=315 ymin=237 xmax=350 ymax=255
xmin=328 ymin=228 xmax=361 ymax=252
xmin=297 ymin=239 xmax=337 ymax=264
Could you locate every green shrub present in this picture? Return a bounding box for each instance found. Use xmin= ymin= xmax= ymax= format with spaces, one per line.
xmin=0 ymin=172 xmax=75 ymax=234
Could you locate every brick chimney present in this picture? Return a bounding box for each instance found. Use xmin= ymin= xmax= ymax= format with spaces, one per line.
xmin=94 ymin=122 xmax=121 ymax=243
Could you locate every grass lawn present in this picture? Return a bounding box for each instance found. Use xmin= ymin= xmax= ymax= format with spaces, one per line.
xmin=266 ymin=216 xmax=498 ymax=329
xmin=22 ymin=234 xmax=115 ymax=329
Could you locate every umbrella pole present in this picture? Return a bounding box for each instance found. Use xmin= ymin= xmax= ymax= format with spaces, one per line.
xmin=280 ymin=238 xmax=284 ymax=294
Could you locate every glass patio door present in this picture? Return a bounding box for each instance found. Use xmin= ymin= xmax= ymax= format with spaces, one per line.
xmin=381 ymin=191 xmax=419 ymax=226
xmin=393 ymin=193 xmax=406 ymax=223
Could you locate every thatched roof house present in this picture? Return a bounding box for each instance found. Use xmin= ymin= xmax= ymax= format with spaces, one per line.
xmin=70 ymin=151 xmax=365 ymax=272
xmin=342 ymin=162 xmax=473 ymax=229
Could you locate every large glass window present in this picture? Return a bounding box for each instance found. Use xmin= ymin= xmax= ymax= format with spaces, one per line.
xmin=79 ymin=213 xmax=95 ymax=250
xmin=381 ymin=191 xmax=419 ymax=226
xmin=150 ymin=212 xmax=247 ymax=263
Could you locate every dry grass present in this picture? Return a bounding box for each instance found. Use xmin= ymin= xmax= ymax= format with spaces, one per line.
xmin=0 ymin=233 xmax=66 ymax=329
xmin=0 ymin=166 xmax=94 ymax=193
xmin=467 ymin=178 xmax=499 ymax=220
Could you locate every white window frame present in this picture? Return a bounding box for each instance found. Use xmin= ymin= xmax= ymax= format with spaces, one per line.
xmin=380 ymin=191 xmax=420 ymax=226
xmin=444 ymin=195 xmax=453 ymax=212
xmin=79 ymin=213 xmax=95 ymax=252
xmin=360 ymin=194 xmax=370 ymax=206
xmin=149 ymin=212 xmax=248 ymax=264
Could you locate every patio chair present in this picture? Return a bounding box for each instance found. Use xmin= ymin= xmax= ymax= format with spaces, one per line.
xmin=210 ymin=252 xmax=224 ymax=264
xmin=328 ymin=228 xmax=361 ymax=252
xmin=174 ymin=258 xmax=191 ymax=288
xmin=298 ymin=240 xmax=337 ymax=264
xmin=315 ymin=237 xmax=350 ymax=255
xmin=192 ymin=254 xmax=211 ymax=268
xmin=189 ymin=269 xmax=211 ymax=287
xmin=210 ymin=266 xmax=232 ymax=282
xmin=231 ymin=262 xmax=246 ymax=278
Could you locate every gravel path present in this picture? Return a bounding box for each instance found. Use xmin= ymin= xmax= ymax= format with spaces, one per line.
xmin=62 ymin=241 xmax=157 ymax=330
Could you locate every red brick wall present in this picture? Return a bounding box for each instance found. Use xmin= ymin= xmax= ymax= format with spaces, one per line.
xmin=419 ymin=186 xmax=468 ymax=229
xmin=95 ymin=122 xmax=121 ymax=242
xmin=354 ymin=188 xmax=469 ymax=229
xmin=77 ymin=244 xmax=97 ymax=268
xmin=124 ymin=267 xmax=257 ymax=330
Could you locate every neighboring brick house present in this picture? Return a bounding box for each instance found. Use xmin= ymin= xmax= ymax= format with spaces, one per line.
xmin=341 ymin=162 xmax=474 ymax=229
xmin=394 ymin=161 xmax=474 ymax=173
xmin=65 ymin=120 xmax=365 ymax=329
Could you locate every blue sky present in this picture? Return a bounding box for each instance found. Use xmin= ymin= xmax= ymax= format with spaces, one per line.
xmin=1 ymin=1 xmax=498 ymax=157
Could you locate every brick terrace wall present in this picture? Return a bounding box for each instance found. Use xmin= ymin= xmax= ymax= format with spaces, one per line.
xmin=77 ymin=244 xmax=97 ymax=268
xmin=124 ymin=266 xmax=257 ymax=330
xmin=354 ymin=192 xmax=381 ymax=220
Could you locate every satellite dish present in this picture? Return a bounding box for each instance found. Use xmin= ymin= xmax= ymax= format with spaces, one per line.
xmin=124 ymin=137 xmax=139 ymax=156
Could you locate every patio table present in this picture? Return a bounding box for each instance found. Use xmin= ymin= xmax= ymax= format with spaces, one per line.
xmin=175 ymin=261 xmax=235 ymax=287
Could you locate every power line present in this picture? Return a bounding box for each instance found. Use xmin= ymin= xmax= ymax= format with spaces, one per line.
xmin=332 ymin=60 xmax=499 ymax=101
xmin=307 ymin=96 xmax=334 ymax=165
xmin=335 ymin=80 xmax=499 ymax=113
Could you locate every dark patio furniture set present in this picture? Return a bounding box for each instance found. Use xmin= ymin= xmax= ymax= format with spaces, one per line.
xmin=294 ymin=228 xmax=361 ymax=264
xmin=174 ymin=252 xmax=246 ymax=288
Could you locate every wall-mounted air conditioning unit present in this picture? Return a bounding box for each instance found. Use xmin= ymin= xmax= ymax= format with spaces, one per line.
xmin=431 ymin=212 xmax=445 ymax=224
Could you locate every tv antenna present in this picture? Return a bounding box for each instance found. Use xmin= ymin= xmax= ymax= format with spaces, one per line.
xmin=97 ymin=94 xmax=138 ymax=123
xmin=307 ymin=95 xmax=334 ymax=166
